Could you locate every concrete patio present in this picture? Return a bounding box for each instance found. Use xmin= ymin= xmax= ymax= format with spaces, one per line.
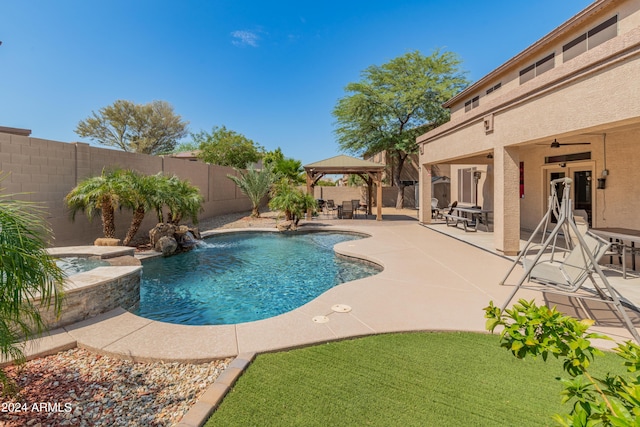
xmin=20 ymin=209 xmax=640 ymax=363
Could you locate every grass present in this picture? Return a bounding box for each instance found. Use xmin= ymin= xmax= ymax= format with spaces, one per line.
xmin=206 ymin=332 xmax=625 ymax=427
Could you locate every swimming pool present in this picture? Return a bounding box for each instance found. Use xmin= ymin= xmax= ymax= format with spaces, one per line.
xmin=134 ymin=231 xmax=381 ymax=325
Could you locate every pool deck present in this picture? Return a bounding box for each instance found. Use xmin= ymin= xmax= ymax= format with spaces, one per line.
xmin=20 ymin=210 xmax=640 ymax=363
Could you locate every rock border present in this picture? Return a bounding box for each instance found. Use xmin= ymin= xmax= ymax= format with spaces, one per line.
xmin=175 ymin=352 xmax=256 ymax=427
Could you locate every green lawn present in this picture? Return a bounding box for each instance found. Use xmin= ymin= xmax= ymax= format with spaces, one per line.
xmin=207 ymin=332 xmax=624 ymax=427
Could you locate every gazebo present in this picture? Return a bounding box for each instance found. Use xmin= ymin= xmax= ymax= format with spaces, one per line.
xmin=303 ymin=155 xmax=385 ymax=221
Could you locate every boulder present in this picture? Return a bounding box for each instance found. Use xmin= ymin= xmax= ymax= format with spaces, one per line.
xmin=179 ymin=231 xmax=197 ymax=250
xmin=149 ymin=223 xmax=177 ymax=247
xmin=189 ymin=227 xmax=201 ymax=240
xmin=148 ymin=223 xmax=202 ymax=256
xmin=155 ymin=236 xmax=178 ymax=257
xmin=175 ymin=225 xmax=201 ymax=240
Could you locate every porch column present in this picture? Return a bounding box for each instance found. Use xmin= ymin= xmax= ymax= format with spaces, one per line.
xmin=306 ymin=172 xmax=314 ymax=220
xmin=419 ymin=163 xmax=433 ymax=224
xmin=366 ymin=178 xmax=373 ymax=215
xmin=494 ymin=146 xmax=520 ymax=255
xmin=376 ymin=172 xmax=383 ymax=221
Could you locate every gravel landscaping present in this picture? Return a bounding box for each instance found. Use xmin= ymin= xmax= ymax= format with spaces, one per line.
xmin=0 ymin=210 xmax=276 ymax=426
xmin=0 ymin=348 xmax=231 ymax=426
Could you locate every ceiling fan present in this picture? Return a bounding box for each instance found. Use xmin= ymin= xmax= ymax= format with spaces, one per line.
xmin=538 ymin=139 xmax=591 ymax=148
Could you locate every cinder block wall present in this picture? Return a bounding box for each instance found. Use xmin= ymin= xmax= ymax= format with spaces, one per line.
xmin=0 ymin=132 xmax=252 ymax=246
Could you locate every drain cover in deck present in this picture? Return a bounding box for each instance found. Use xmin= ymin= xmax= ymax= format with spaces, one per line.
xmin=331 ymin=304 xmax=352 ymax=313
xmin=312 ymin=315 xmax=330 ymax=323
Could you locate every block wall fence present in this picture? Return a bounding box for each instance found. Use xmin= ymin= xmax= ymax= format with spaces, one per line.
xmin=0 ymin=132 xmax=253 ymax=246
xmin=0 ymin=131 xmax=419 ymax=246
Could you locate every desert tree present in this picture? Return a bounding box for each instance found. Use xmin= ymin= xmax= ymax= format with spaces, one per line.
xmin=75 ymin=100 xmax=189 ymax=155
xmin=195 ymin=126 xmax=263 ymax=168
xmin=333 ymin=50 xmax=469 ymax=208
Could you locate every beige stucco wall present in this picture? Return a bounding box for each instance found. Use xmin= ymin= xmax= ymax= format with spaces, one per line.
xmin=518 ymin=127 xmax=640 ymax=231
xmin=449 ymin=0 xmax=640 ymax=123
xmin=418 ymin=0 xmax=640 ymax=253
xmin=0 ymin=132 xmax=252 ymax=246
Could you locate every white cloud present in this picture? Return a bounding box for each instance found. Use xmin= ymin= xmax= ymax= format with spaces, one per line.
xmin=231 ymin=30 xmax=260 ymax=47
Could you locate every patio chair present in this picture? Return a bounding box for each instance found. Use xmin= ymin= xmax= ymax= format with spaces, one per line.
xmin=351 ymin=200 xmax=361 ymax=218
xmin=325 ymin=199 xmax=338 ymax=217
xmin=431 ymin=198 xmax=441 ymax=219
xmin=341 ymin=200 xmax=354 ymax=219
xmin=356 ymin=201 xmax=367 ymax=217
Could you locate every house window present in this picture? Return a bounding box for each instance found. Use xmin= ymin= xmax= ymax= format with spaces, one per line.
xmin=519 ymin=64 xmax=536 ymax=84
xmin=545 ymin=152 xmax=591 ymax=164
xmin=535 ymin=53 xmax=555 ymax=75
xmin=563 ymin=33 xmax=587 ymax=62
xmin=486 ymin=82 xmax=502 ymax=95
xmin=458 ymin=168 xmax=476 ymax=204
xmin=563 ymin=16 xmax=618 ymax=62
xmin=519 ymin=53 xmax=555 ymax=84
xmin=588 ymin=15 xmax=618 ymax=49
xmin=465 ymin=96 xmax=480 ymax=112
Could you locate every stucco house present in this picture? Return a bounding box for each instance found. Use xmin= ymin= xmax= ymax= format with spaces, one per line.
xmin=417 ymin=0 xmax=640 ymax=255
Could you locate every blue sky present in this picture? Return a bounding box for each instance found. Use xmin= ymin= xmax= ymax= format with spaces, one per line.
xmin=1 ymin=0 xmax=593 ymax=165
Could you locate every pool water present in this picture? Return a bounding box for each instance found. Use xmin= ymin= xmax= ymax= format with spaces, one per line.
xmin=56 ymin=257 xmax=109 ymax=275
xmin=134 ymin=232 xmax=381 ymax=325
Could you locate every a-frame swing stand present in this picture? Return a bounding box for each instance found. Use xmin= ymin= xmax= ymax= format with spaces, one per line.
xmin=499 ymin=177 xmax=640 ymax=343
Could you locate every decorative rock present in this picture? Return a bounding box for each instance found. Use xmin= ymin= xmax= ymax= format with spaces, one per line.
xmin=94 ymin=238 xmax=122 ymax=246
xmin=149 ymin=223 xmax=202 ymax=256
xmin=149 ymin=223 xmax=177 ymax=247
xmin=1 ymin=348 xmax=231 ymax=427
xmin=179 ymin=231 xmax=197 ymax=249
xmin=155 ymin=236 xmax=178 ymax=256
xmin=189 ymin=227 xmax=201 ymax=240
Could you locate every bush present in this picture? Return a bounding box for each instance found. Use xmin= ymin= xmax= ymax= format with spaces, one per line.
xmin=485 ymin=299 xmax=640 ymax=426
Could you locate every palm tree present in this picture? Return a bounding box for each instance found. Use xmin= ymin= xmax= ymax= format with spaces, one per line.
xmin=268 ymin=178 xmax=317 ymax=225
xmin=65 ymin=169 xmax=127 ymax=238
xmin=227 ymin=165 xmax=276 ymax=218
xmin=120 ymin=171 xmax=163 ymax=246
xmin=162 ymin=175 xmax=204 ymax=225
xmin=0 ymin=174 xmax=64 ymax=395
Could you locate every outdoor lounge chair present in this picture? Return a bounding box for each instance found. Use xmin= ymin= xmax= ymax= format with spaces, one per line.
xmin=341 ymin=200 xmax=353 ymax=219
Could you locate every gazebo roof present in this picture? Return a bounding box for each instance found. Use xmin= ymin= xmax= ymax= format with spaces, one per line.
xmin=303 ymin=155 xmax=385 ymax=174
xmin=304 ymin=154 xmax=385 ymax=221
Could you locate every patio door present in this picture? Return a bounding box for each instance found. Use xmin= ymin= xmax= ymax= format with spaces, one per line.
xmin=545 ymin=165 xmax=593 ymax=227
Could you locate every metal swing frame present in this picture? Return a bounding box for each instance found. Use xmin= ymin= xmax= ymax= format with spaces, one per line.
xmin=499 ymin=177 xmax=640 ymax=343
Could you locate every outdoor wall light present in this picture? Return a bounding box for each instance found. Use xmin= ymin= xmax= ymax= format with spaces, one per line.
xmin=559 ymin=163 xmax=566 ymax=168
xmin=597 ymin=178 xmax=606 ymax=189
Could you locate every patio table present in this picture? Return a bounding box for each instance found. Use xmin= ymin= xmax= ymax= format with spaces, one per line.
xmin=453 ymin=206 xmax=493 ymax=232
xmin=591 ymin=228 xmax=640 ymax=279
